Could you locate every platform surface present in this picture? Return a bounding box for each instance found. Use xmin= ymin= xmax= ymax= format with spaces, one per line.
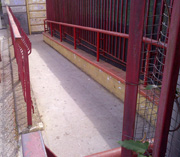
xmin=28 ymin=34 xmax=124 ymax=157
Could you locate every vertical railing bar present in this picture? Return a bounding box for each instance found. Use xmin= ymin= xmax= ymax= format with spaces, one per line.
xmin=150 ymin=0 xmax=157 ymax=39
xmin=141 ymin=0 xmax=150 ymax=73
xmin=122 ymin=0 xmax=128 ymax=62
xmin=90 ymin=0 xmax=93 ymax=44
xmin=119 ymin=0 xmax=124 ymax=60
xmin=88 ymin=0 xmax=90 ymax=43
xmin=143 ymin=44 xmax=151 ymax=86
xmin=94 ymin=0 xmax=96 ymax=45
xmin=112 ymin=0 xmax=116 ymax=56
xmin=108 ymin=0 xmax=112 ymax=54
xmin=59 ymin=24 xmax=62 ymax=42
xmin=74 ymin=27 xmax=76 ymax=49
xmin=101 ymin=0 xmax=103 ymax=50
xmin=50 ymin=23 xmax=53 ymax=37
xmin=103 ymin=0 xmax=106 ymax=55
xmin=97 ymin=32 xmax=100 ymax=62
xmin=115 ymin=0 xmax=120 ymax=58
xmin=157 ymin=0 xmax=165 ymax=41
xmin=106 ymin=0 xmax=109 ymax=53
xmin=85 ymin=0 xmax=87 ymax=40
xmin=44 ymin=20 xmax=46 ymax=32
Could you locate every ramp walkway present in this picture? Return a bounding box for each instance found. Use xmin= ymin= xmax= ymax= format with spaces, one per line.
xmin=28 ymin=34 xmax=124 ymax=157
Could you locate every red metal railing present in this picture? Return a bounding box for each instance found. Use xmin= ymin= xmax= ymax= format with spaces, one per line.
xmin=46 ymin=0 xmax=169 ymax=67
xmin=44 ymin=20 xmax=167 ymax=66
xmin=44 ymin=19 xmax=166 ymax=86
xmin=45 ymin=0 xmax=180 ymax=156
xmin=6 ymin=6 xmax=32 ymax=126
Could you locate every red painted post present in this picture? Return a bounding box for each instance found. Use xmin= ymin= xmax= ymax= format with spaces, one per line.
xmin=59 ymin=25 xmax=62 ymax=42
xmin=122 ymin=0 xmax=128 ymax=62
xmin=50 ymin=23 xmax=53 ymax=37
xmin=153 ymin=0 xmax=180 ymax=156
xmin=121 ymin=0 xmax=146 ymax=156
xmin=118 ymin=0 xmax=124 ymax=59
xmin=97 ymin=32 xmax=100 ymax=62
xmin=44 ymin=20 xmax=46 ymax=32
xmin=74 ymin=27 xmax=76 ymax=49
xmin=143 ymin=44 xmax=151 ymax=86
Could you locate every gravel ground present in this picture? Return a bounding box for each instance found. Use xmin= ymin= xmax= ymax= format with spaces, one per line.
xmin=0 ymin=29 xmax=18 ymax=157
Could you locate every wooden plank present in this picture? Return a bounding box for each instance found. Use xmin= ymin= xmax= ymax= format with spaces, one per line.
xmin=31 ymin=25 xmax=44 ymax=32
xmin=28 ymin=0 xmax=46 ymax=4
xmin=26 ymin=0 xmax=46 ymax=33
xmin=30 ymin=17 xmax=46 ymax=25
xmin=29 ymin=4 xmax=46 ymax=11
xmin=29 ymin=11 xmax=46 ymax=18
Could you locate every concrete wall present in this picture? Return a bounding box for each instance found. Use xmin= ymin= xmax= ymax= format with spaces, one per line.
xmin=2 ymin=0 xmax=29 ymax=34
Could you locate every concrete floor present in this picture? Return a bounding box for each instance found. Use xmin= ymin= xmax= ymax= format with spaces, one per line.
xmin=29 ymin=34 xmax=124 ymax=157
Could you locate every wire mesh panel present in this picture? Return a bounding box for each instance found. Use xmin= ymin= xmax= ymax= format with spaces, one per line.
xmin=134 ymin=0 xmax=174 ymax=155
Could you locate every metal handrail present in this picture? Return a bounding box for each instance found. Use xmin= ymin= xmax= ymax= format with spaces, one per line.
xmin=6 ymin=6 xmax=32 ymax=126
xmin=44 ymin=19 xmax=167 ymax=49
xmin=44 ymin=19 xmax=167 ymax=87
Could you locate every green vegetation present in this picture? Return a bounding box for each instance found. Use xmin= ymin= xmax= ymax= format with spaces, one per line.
xmin=118 ymin=140 xmax=151 ymax=157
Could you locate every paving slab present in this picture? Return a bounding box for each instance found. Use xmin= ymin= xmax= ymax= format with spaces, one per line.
xmin=29 ymin=34 xmax=124 ymax=157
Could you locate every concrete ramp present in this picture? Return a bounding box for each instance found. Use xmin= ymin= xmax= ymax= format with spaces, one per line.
xmin=29 ymin=34 xmax=124 ymax=157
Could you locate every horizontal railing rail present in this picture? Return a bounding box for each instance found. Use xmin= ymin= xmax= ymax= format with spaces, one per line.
xmin=44 ymin=20 xmax=167 ymax=48
xmin=6 ymin=6 xmax=32 ymax=126
xmin=44 ymin=19 xmax=167 ymax=87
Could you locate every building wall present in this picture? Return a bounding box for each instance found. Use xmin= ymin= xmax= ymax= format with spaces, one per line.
xmin=2 ymin=0 xmax=46 ymax=34
xmin=2 ymin=0 xmax=29 ymax=34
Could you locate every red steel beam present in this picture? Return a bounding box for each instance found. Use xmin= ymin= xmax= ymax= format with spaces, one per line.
xmin=153 ymin=0 xmax=180 ymax=156
xmin=121 ymin=0 xmax=146 ymax=156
